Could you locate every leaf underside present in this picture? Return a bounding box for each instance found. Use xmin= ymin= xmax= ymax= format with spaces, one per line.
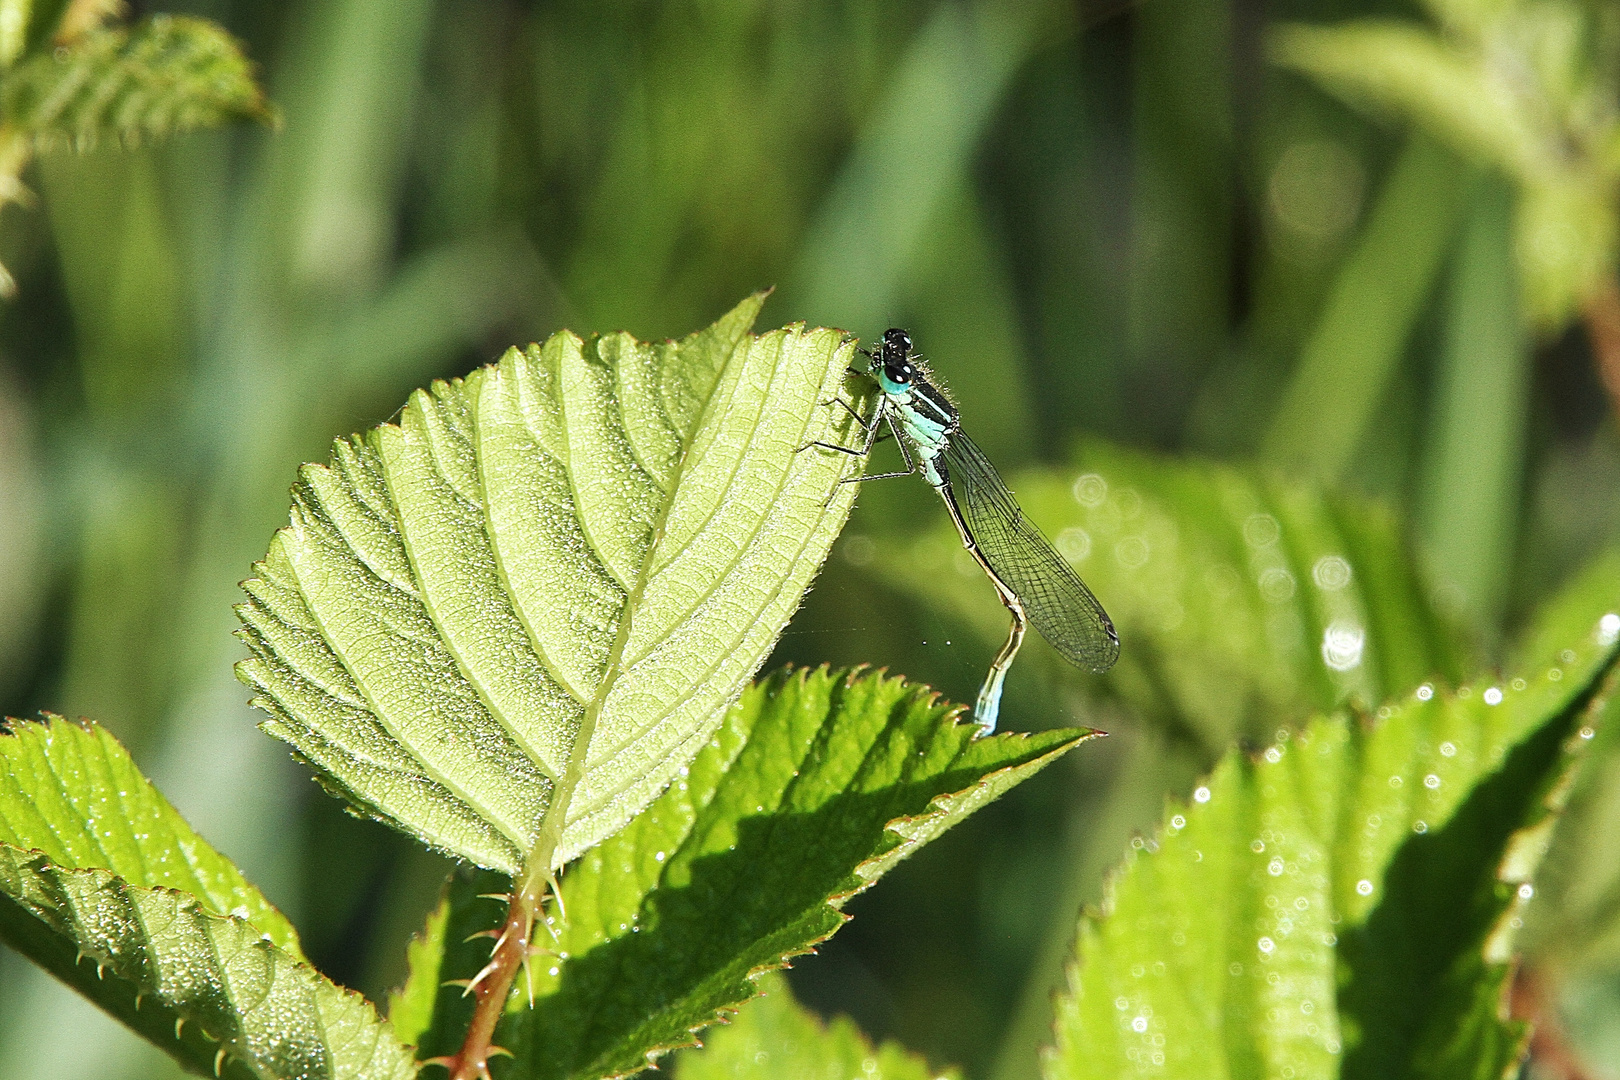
xmin=398 ymin=666 xmax=1095 ymax=1080
xmin=888 ymin=439 xmax=1466 ymax=749
xmin=1046 ymin=612 xmax=1620 ymax=1080
xmin=0 ymin=714 xmax=414 ymax=1080
xmin=237 ymin=295 xmax=867 ymax=875
xmin=673 ymin=971 xmax=955 ymax=1080
xmin=0 ymin=15 xmax=273 ymax=151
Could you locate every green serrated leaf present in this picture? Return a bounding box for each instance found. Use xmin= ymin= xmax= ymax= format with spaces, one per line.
xmin=0 ymin=14 xmax=272 ymax=152
xmin=886 ymin=440 xmax=1467 ymax=751
xmin=0 ymin=712 xmax=299 ymax=956
xmin=237 ymin=296 xmax=867 ymax=877
xmin=403 ymin=666 xmax=1093 ymax=1080
xmin=387 ymin=893 xmax=448 ymax=1048
xmin=674 ymin=971 xmax=956 ymax=1080
xmin=1045 ymin=614 xmax=1620 ymax=1080
xmin=0 ymin=715 xmax=415 ymax=1080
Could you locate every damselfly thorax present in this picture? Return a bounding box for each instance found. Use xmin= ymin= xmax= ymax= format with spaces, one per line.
xmin=806 ymin=328 xmax=1119 ymax=734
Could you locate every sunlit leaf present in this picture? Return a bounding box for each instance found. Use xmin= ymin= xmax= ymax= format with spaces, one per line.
xmin=674 ymin=971 xmax=955 ymax=1080
xmin=0 ymin=15 xmax=272 ymax=152
xmin=1044 ymin=614 xmax=1620 ymax=1080
xmin=237 ymin=296 xmax=866 ymax=876
xmin=0 ymin=714 xmax=415 ymax=1080
xmin=885 ymin=440 xmax=1467 ymax=751
xmin=401 ymin=667 xmax=1093 ymax=1080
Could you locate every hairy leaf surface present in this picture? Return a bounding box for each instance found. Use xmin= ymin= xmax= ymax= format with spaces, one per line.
xmin=674 ymin=971 xmax=954 ymax=1080
xmin=0 ymin=714 xmax=414 ymax=1080
xmin=238 ymin=297 xmax=867 ymax=874
xmin=0 ymin=15 xmax=272 ymax=151
xmin=886 ymin=440 xmax=1466 ymax=751
xmin=398 ymin=667 xmax=1093 ymax=1079
xmin=1045 ymin=612 xmax=1620 ymax=1080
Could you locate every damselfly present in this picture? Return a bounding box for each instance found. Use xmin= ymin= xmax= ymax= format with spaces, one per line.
xmin=813 ymin=328 xmax=1119 ymax=733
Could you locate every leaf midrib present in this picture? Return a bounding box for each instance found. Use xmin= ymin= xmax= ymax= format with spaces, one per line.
xmin=533 ymin=331 xmax=754 ymax=871
xmin=590 ymin=371 xmax=845 ymax=773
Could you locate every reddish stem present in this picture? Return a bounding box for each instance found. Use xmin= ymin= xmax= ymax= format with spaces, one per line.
xmin=1583 ymin=276 xmax=1620 ymax=422
xmin=1511 ymin=965 xmax=1598 ymax=1080
xmin=445 ymin=884 xmax=540 ymax=1080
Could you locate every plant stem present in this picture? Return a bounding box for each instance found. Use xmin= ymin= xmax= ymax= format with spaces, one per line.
xmin=446 ymin=866 xmax=552 ymax=1080
xmin=1584 ymin=276 xmax=1620 ymax=423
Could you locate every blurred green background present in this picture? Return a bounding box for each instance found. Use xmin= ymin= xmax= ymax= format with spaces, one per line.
xmin=1 ymin=0 xmax=1618 ymax=1077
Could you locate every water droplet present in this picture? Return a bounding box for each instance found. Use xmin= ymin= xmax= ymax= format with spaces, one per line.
xmin=1518 ymin=883 xmax=1534 ymax=900
xmin=1312 ymin=555 xmax=1352 ymax=591
xmin=1114 ymin=996 xmax=1129 ymax=1011
xmin=1581 ymin=726 xmax=1596 ymax=740
xmin=1056 ymin=527 xmax=1092 ymax=563
xmin=1194 ymin=786 xmax=1211 ymax=804
xmin=1258 ymin=936 xmax=1275 ymax=954
xmin=1131 ymin=1016 xmax=1149 ymax=1033
xmin=1294 ymin=897 xmax=1309 ymax=911
xmin=1264 ymin=747 xmax=1282 ymax=763
xmin=1268 ymin=858 xmax=1285 ymax=876
xmin=1413 ymin=821 xmax=1427 ymax=834
xmin=1170 ymin=814 xmax=1186 ymax=830
xmin=1260 ymin=567 xmax=1296 ymax=603
xmin=1322 ymin=621 xmax=1365 ymax=671
xmin=1229 ymin=962 xmax=1243 ymax=976
xmin=654 ymin=851 xmax=666 ymax=863
xmin=1389 ymin=775 xmax=1402 ymax=788
xmin=1600 ymin=612 xmax=1620 ymax=645
xmin=1115 ymin=536 xmax=1150 ymax=570
xmin=1251 ymin=839 xmax=1266 ymax=853
xmin=1356 ymin=879 xmax=1374 ymax=896
xmin=1483 ymin=687 xmax=1503 ymax=705
xmin=1244 ymin=514 xmax=1280 ymax=548
xmin=1439 ymin=741 xmax=1456 ymax=757
xmin=1424 ymin=774 xmax=1441 ymax=790
xmin=1548 ymin=668 xmax=1564 ymax=682
xmin=1415 ymin=683 xmax=1434 ymax=701
xmin=1072 ymin=474 xmax=1107 ymax=507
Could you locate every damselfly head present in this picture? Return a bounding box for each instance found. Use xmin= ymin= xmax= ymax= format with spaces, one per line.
xmin=878 ymin=327 xmax=916 ymax=388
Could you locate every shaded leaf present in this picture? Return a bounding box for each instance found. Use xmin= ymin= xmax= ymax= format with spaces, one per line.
xmin=237 ymin=296 xmax=866 ymax=876
xmin=0 ymin=715 xmax=415 ymax=1080
xmin=1261 ymin=135 xmax=1472 ymax=481
xmin=0 ymin=15 xmax=272 ymax=152
xmin=886 ymin=440 xmax=1467 ymax=752
xmin=1512 ymin=549 xmax=1620 ymax=970
xmin=674 ymin=971 xmax=955 ymax=1080
xmin=1271 ymin=21 xmax=1545 ymax=182
xmin=404 ymin=667 xmax=1094 ymax=1080
xmin=1270 ymin=14 xmax=1620 ymax=328
xmin=1044 ymin=612 xmax=1620 ymax=1080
